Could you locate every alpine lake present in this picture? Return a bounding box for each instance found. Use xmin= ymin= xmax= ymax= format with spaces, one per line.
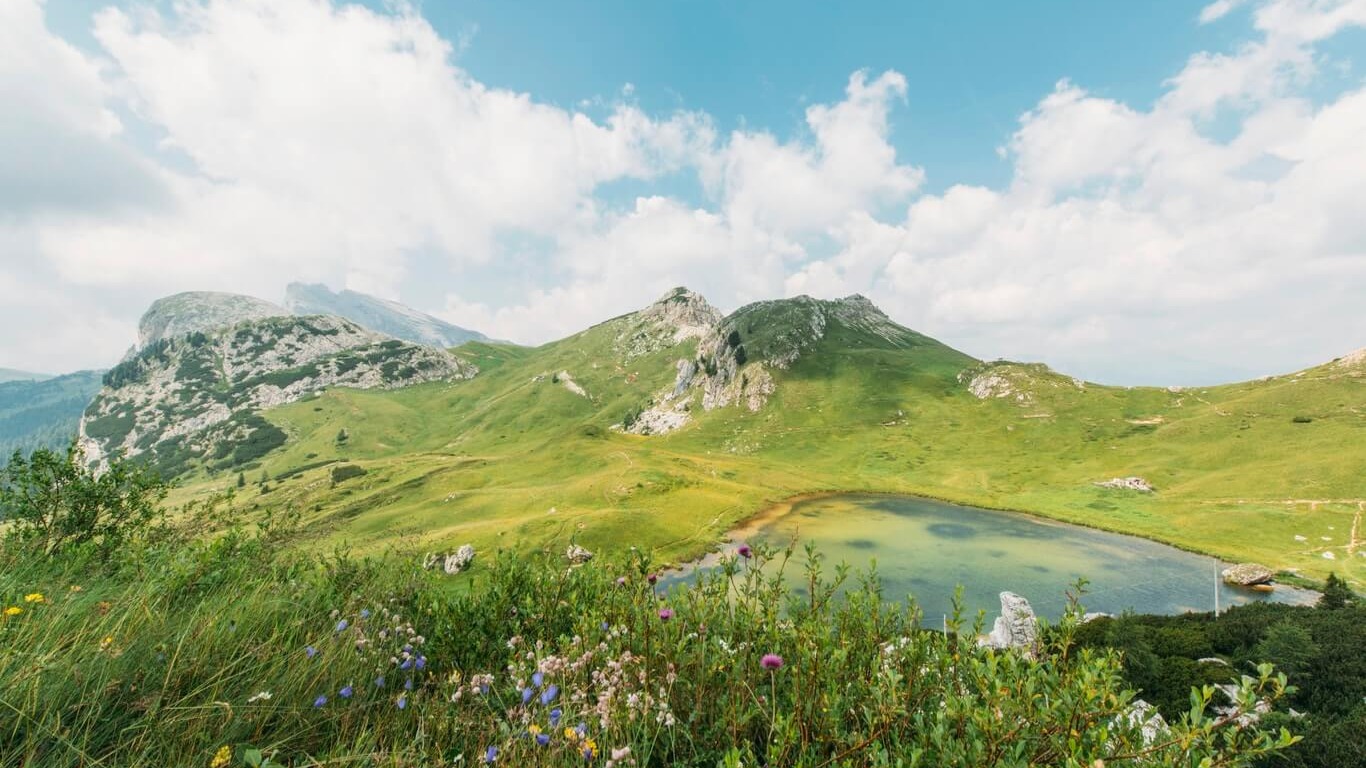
xmin=671 ymin=493 xmax=1316 ymax=623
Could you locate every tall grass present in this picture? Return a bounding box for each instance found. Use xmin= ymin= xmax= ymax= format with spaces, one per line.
xmin=1 ymin=509 xmax=1297 ymax=767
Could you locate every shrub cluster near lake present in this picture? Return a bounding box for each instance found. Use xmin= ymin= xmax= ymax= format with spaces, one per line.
xmin=0 ymin=450 xmax=1308 ymax=767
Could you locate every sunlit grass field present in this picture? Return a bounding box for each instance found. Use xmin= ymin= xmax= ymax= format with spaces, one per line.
xmin=169 ymin=311 xmax=1363 ymax=587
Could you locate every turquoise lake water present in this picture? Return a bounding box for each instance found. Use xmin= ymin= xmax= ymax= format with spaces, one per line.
xmin=675 ymin=494 xmax=1315 ymax=622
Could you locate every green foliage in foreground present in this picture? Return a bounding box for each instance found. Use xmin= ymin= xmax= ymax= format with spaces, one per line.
xmin=1 ymin=494 xmax=1300 ymax=766
xmin=1076 ymin=592 xmax=1365 ymax=768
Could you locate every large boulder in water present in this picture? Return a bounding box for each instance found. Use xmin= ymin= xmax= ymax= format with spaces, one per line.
xmin=980 ymin=592 xmax=1038 ymax=652
xmin=1221 ymin=563 xmax=1274 ymax=586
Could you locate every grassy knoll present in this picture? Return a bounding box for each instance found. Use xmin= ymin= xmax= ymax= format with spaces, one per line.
xmin=166 ymin=301 xmax=1363 ymax=587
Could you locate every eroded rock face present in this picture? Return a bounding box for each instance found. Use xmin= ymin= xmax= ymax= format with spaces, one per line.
xmin=1096 ymin=476 xmax=1155 ymax=492
xmin=980 ymin=592 xmax=1038 ymax=652
xmin=612 ymin=287 xmax=723 ymax=361
xmin=138 ymin=291 xmax=287 ymax=349
xmin=80 ymin=314 xmax=475 ymax=473
xmin=1221 ymin=563 xmax=1275 ymax=586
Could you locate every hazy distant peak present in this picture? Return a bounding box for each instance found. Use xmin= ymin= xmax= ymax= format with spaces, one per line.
xmin=284 ymin=282 xmax=490 ymax=349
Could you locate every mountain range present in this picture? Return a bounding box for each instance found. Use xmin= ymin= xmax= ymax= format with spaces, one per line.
xmin=2 ymin=285 xmax=1361 ymax=584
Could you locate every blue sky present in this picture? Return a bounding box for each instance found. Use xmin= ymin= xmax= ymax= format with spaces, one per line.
xmin=3 ymin=0 xmax=1365 ymax=384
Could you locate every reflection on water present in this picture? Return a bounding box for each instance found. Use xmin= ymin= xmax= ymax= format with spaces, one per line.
xmin=676 ymin=494 xmax=1316 ymax=623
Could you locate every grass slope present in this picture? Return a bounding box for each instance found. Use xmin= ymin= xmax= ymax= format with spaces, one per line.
xmin=171 ymin=301 xmax=1364 ymax=586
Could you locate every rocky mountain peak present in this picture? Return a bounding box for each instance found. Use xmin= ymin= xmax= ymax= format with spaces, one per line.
xmin=613 ymin=287 xmax=722 ymax=360
xmin=138 ymin=291 xmax=288 ymax=349
xmin=284 ymin=282 xmax=490 ymax=348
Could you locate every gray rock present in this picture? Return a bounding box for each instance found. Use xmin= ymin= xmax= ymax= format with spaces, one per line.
xmin=566 ymin=544 xmax=594 ymax=564
xmin=1096 ymin=476 xmax=1155 ymax=492
xmin=1122 ymin=699 xmax=1168 ymax=745
xmin=1221 ymin=563 xmax=1275 ymax=586
xmin=444 ymin=545 xmax=476 ymax=574
xmin=980 ymin=592 xmax=1038 ymax=652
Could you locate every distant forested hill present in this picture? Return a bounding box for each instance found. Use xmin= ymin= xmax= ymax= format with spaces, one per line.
xmin=0 ymin=371 xmax=103 ymax=460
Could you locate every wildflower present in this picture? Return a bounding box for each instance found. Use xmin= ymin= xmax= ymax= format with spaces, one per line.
xmin=658 ymin=608 xmax=674 ymax=621
xmin=397 ymin=695 xmax=407 ymax=710
xmin=647 ymin=573 xmax=658 ymax=585
xmin=24 ymin=593 xmax=45 ymax=604
xmin=314 ymin=695 xmax=327 ymax=708
xmin=528 ymin=724 xmax=542 ymax=736
xmin=415 ymin=656 xmax=427 ymax=671
xmin=583 ymin=738 xmax=599 ymax=759
xmin=335 ymin=619 xmax=349 ymax=632
xmin=484 ymin=745 xmax=498 ymax=763
xmin=69 ymin=585 xmax=83 ymax=592
xmin=210 ymin=745 xmax=232 ymax=768
xmin=339 ymin=685 xmax=353 ymax=699
xmin=360 ymin=608 xmax=371 ymax=619
xmin=305 ymin=645 xmax=319 ymax=660
xmin=100 ymin=635 xmax=114 ymax=651
xmin=532 ymin=671 xmax=544 ymax=688
xmin=601 ymin=621 xmax=610 ymax=631
xmin=375 ymin=675 xmax=386 ymax=688
xmin=737 ymin=543 xmax=752 ymax=558
xmin=564 ymin=727 xmax=579 ymax=742
xmin=2 ymin=607 xmax=20 ymax=618
xmin=247 ymin=691 xmax=272 ymax=703
xmin=611 ymin=747 xmax=632 ymax=760
xmin=615 ymin=576 xmax=627 ymax=587
xmin=761 ymin=653 xmax=784 ymax=670
xmin=540 ymin=684 xmax=559 ymax=706
xmin=521 ymin=686 xmax=534 ymax=704
xmin=400 ymin=657 xmax=414 ymax=670
xmin=550 ymin=707 xmax=563 ymax=726
xmin=405 ymin=678 xmax=414 ymax=691
xmin=536 ymin=733 xmax=550 ymax=747
xmin=575 ymin=723 xmax=588 ymax=739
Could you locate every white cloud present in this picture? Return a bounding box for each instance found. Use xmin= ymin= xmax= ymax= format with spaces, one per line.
xmin=2 ymin=0 xmax=1364 ymax=384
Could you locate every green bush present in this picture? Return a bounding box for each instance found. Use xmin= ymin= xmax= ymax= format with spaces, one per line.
xmin=329 ymin=464 xmax=367 ymax=485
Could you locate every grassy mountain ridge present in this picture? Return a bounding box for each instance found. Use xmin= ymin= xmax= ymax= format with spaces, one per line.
xmin=158 ymin=288 xmax=1362 ymax=586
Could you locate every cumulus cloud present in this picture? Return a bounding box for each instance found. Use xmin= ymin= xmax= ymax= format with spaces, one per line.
xmin=1 ymin=0 xmax=1364 ymax=384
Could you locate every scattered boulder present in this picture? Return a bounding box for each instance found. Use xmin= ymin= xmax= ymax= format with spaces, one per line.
xmin=1221 ymin=562 xmax=1274 ymax=586
xmin=979 ymin=592 xmax=1038 ymax=653
xmin=1121 ymin=699 xmax=1168 ymax=745
xmin=566 ymin=544 xmax=594 ymax=564
xmin=1095 ymin=476 xmax=1155 ymax=492
xmin=422 ymin=544 xmax=475 ymax=574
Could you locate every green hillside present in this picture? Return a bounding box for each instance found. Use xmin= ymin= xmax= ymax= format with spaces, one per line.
xmin=0 ymin=371 xmax=103 ymax=460
xmin=167 ymin=292 xmax=1363 ymax=586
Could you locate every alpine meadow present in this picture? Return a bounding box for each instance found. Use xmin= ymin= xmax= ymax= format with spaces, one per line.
xmin=3 ymin=1 xmax=1365 ymax=767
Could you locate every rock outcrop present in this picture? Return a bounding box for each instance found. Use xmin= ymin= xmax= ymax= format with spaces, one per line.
xmin=1221 ymin=563 xmax=1275 ymax=586
xmin=980 ymin=592 xmax=1039 ymax=653
xmin=138 ymin=292 xmax=287 ymax=349
xmin=80 ymin=309 xmax=475 ymax=474
xmin=285 ymin=282 xmax=490 ymax=348
xmin=1096 ymin=476 xmax=1155 ymax=492
xmin=424 ymin=544 xmax=476 ymax=574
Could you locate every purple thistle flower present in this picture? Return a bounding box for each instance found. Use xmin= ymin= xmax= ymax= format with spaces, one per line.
xmin=484 ymin=745 xmax=498 ymax=763
xmin=647 ymin=573 xmax=658 ymax=585
xmin=532 ymin=671 xmax=544 ymax=688
xmin=396 ymin=695 xmax=407 ymax=710
xmin=304 ymin=645 xmax=318 ymax=659
xmin=549 ymin=707 xmax=562 ymax=726
xmin=737 ymin=543 xmax=752 ymax=558
xmin=313 ymin=695 xmax=327 ymax=707
xmin=521 ymin=686 xmax=534 ymax=704
xmin=615 ymin=576 xmax=626 ymax=587
xmin=339 ymin=685 xmax=353 ymax=699
xmin=761 ymin=653 xmax=785 ymax=670
xmin=335 ymin=619 xmax=348 ymax=632
xmin=536 ymin=733 xmax=550 ymax=747
xmin=375 ymin=675 xmax=386 ymax=688
xmin=658 ymin=608 xmax=674 ymax=621
xmin=540 ymin=684 xmax=559 ymax=706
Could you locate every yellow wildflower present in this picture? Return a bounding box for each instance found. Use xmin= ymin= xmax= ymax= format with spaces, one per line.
xmin=3 ymin=606 xmax=20 ymax=617
xmin=564 ymin=727 xmax=579 ymax=742
xmin=209 ymin=745 xmax=232 ymax=768
xmin=583 ymin=739 xmax=598 ymax=758
xmin=69 ymin=585 xmax=83 ymax=593
xmin=528 ymin=724 xmax=542 ymax=735
xmin=24 ymin=593 xmax=45 ymax=604
xmin=100 ymin=636 xmax=114 ymax=651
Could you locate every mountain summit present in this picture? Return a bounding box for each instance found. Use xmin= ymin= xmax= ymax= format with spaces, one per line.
xmin=284 ymin=283 xmax=490 ymax=349
xmin=138 ymin=292 xmax=288 ymax=349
